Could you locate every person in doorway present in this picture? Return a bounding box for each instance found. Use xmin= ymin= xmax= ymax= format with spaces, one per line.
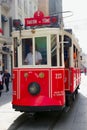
xmin=24 ymin=43 xmax=42 ymax=65
xmin=3 ymin=69 xmax=10 ymax=92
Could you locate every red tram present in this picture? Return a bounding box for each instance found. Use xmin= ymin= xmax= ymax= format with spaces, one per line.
xmin=12 ymin=12 xmax=81 ymax=112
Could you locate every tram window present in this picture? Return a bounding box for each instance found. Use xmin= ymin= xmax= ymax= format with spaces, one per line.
xmin=22 ymin=38 xmax=33 ymax=65
xmin=22 ymin=37 xmax=47 ymax=65
xmin=59 ymin=35 xmax=62 ymax=66
xmin=59 ymin=43 xmax=62 ymax=66
xmin=63 ymin=35 xmax=72 ymax=68
xmin=35 ymin=37 xmax=47 ymax=65
xmin=51 ymin=34 xmax=57 ymax=66
xmin=64 ymin=47 xmax=69 ymax=68
xmin=13 ymin=38 xmax=18 ymax=67
xmin=73 ymin=45 xmax=78 ymax=68
xmin=64 ymin=35 xmax=72 ymax=47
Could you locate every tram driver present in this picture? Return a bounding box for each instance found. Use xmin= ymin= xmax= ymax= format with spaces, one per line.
xmin=24 ymin=43 xmax=42 ymax=65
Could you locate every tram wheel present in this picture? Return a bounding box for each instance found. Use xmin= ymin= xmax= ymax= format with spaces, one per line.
xmin=72 ymin=92 xmax=76 ymax=101
xmin=75 ymin=88 xmax=78 ymax=94
xmin=66 ymin=95 xmax=72 ymax=106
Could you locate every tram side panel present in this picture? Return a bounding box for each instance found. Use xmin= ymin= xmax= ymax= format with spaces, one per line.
xmin=12 ymin=70 xmax=19 ymax=102
xmin=65 ymin=69 xmax=70 ymax=91
xmin=65 ymin=68 xmax=81 ymax=92
xmin=70 ymin=68 xmax=81 ymax=93
xmin=51 ymin=68 xmax=65 ymax=106
xmin=12 ymin=68 xmax=65 ymax=112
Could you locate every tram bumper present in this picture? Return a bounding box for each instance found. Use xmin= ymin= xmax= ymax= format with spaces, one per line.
xmin=12 ymin=96 xmax=65 ymax=112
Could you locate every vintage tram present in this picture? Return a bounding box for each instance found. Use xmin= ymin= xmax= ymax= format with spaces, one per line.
xmin=12 ymin=11 xmax=81 ymax=112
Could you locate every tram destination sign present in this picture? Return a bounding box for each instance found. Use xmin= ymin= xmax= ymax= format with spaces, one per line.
xmin=25 ymin=10 xmax=58 ymax=26
xmin=25 ymin=16 xmax=50 ymax=26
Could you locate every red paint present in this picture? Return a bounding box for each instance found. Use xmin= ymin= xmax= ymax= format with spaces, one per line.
xmin=12 ymin=68 xmax=65 ymax=107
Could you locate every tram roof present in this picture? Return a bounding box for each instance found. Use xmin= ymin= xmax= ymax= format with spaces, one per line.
xmin=12 ymin=27 xmax=81 ymax=51
xmin=12 ymin=27 xmax=74 ymax=37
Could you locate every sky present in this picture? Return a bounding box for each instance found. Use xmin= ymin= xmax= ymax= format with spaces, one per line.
xmin=63 ymin=0 xmax=87 ymax=54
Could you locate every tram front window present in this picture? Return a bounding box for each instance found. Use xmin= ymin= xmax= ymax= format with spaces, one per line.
xmin=22 ymin=37 xmax=47 ymax=65
xmin=24 ymin=39 xmax=33 ymax=65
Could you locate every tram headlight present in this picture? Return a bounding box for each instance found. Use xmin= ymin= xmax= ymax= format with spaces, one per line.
xmin=28 ymin=82 xmax=40 ymax=95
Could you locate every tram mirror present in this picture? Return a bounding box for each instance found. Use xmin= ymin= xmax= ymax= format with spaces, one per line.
xmin=64 ymin=35 xmax=72 ymax=47
xmin=13 ymin=19 xmax=23 ymax=30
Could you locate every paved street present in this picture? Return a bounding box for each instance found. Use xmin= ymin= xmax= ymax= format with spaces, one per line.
xmin=0 ymin=74 xmax=87 ymax=130
xmin=54 ymin=73 xmax=87 ymax=130
xmin=0 ymin=83 xmax=21 ymax=130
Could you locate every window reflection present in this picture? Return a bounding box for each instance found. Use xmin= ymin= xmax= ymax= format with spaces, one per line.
xmin=35 ymin=37 xmax=47 ymax=65
xmin=35 ymin=43 xmax=42 ymax=65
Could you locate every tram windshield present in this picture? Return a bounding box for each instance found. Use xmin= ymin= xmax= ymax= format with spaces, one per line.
xmin=22 ymin=37 xmax=47 ymax=65
xmin=13 ymin=30 xmax=65 ymax=68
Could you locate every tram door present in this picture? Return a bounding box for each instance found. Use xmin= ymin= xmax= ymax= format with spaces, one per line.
xmin=50 ymin=34 xmax=65 ymax=104
xmin=64 ymin=35 xmax=71 ymax=90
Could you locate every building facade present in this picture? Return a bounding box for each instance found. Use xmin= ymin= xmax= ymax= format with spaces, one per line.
xmin=1 ymin=0 xmax=83 ymax=74
xmin=38 ymin=0 xmax=49 ymax=16
xmin=0 ymin=0 xmax=12 ymax=73
xmin=0 ymin=0 xmax=38 ymax=73
xmin=38 ymin=0 xmax=63 ymax=27
xmin=49 ymin=0 xmax=63 ymax=27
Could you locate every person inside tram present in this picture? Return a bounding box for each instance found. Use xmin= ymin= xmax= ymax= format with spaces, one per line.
xmin=24 ymin=43 xmax=42 ymax=65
